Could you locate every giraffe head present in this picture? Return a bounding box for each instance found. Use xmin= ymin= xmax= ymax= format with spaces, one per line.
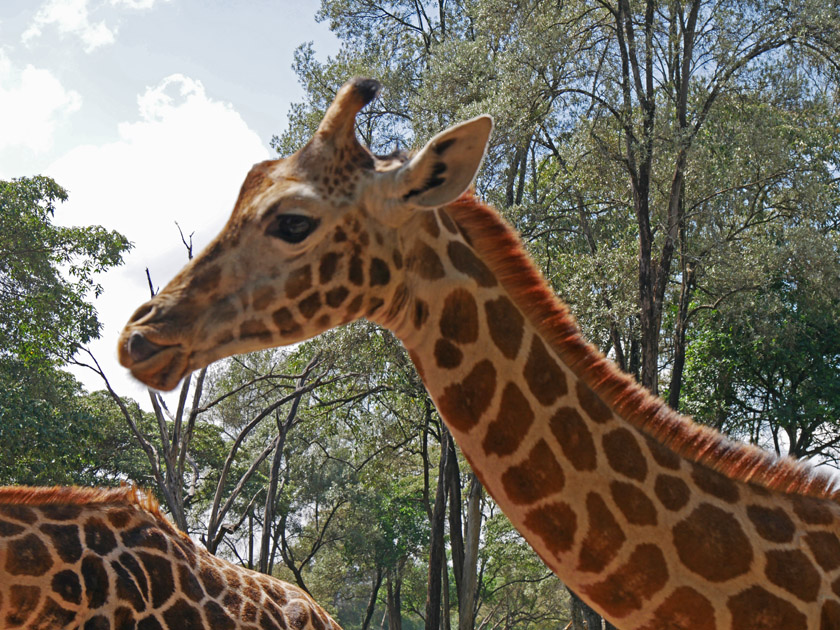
xmin=118 ymin=78 xmax=493 ymax=390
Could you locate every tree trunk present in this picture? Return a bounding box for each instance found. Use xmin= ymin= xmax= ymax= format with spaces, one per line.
xmin=361 ymin=567 xmax=383 ymax=630
xmin=568 ymin=587 xmax=585 ymax=629
xmin=568 ymin=587 xmax=607 ymax=629
xmin=259 ymin=368 xmax=310 ymax=574
xmin=425 ymin=424 xmax=449 ymax=630
xmin=459 ymin=476 xmax=482 ymax=630
xmin=386 ymin=569 xmax=403 ymax=630
xmin=668 ymin=261 xmax=696 ymax=410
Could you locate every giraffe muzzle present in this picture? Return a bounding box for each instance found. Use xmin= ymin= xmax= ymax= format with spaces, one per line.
xmin=127 ymin=331 xmax=164 ymax=364
xmin=118 ymin=328 xmax=190 ymax=391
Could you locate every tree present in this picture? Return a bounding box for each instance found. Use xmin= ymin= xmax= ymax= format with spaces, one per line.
xmin=680 ymin=225 xmax=840 ymax=463
xmin=0 ymin=176 xmax=130 ymax=365
xmin=0 ymin=176 xmax=130 ymax=486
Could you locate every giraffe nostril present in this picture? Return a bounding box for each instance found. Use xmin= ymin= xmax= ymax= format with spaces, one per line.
xmin=127 ymin=331 xmax=164 ymax=363
xmin=128 ymin=303 xmax=155 ymax=324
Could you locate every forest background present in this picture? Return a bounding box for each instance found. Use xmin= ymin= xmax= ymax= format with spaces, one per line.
xmin=2 ymin=1 xmax=840 ymax=629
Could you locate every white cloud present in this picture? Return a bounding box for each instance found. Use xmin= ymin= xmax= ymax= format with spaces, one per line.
xmin=0 ymin=50 xmax=82 ymax=154
xmin=23 ymin=0 xmax=116 ymax=52
xmin=22 ymin=0 xmax=170 ymax=52
xmin=46 ymin=74 xmax=270 ymax=401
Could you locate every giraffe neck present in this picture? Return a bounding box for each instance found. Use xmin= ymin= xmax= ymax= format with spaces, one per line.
xmin=383 ymin=198 xmax=840 ymax=630
xmin=0 ymin=486 xmax=340 ymax=630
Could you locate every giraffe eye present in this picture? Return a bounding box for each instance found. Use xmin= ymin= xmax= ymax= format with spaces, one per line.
xmin=266 ymin=214 xmax=320 ymax=244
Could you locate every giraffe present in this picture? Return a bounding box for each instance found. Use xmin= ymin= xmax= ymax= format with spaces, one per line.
xmin=0 ymin=485 xmax=341 ymax=630
xmin=117 ymin=78 xmax=840 ymax=629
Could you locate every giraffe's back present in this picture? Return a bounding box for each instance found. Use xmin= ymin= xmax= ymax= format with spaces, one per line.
xmin=0 ymin=486 xmax=341 ymax=630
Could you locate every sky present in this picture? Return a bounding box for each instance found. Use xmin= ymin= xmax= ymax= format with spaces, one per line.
xmin=0 ymin=0 xmax=340 ymax=406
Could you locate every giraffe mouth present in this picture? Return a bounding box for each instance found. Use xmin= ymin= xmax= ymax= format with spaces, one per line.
xmin=118 ymin=330 xmax=190 ymax=391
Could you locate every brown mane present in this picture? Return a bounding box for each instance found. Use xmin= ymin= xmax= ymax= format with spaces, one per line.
xmin=0 ymin=485 xmax=190 ymax=539
xmin=447 ymin=193 xmax=840 ymax=502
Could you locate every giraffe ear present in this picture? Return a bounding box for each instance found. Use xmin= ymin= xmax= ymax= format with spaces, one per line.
xmin=395 ymin=115 xmax=493 ymax=208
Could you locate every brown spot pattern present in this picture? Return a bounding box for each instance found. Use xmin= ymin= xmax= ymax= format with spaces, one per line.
xmin=189 ymin=264 xmax=221 ymax=294
xmin=40 ymin=523 xmax=82 ymax=564
xmin=31 ymin=597 xmax=75 ymax=629
xmin=319 ymin=252 xmax=342 ymax=284
xmin=765 ymin=549 xmax=821 ymax=602
xmin=369 ymin=258 xmax=390 ymax=286
xmin=407 ymin=241 xmax=445 ymax=279
xmin=746 ymin=504 xmax=795 ymax=543
xmin=199 ymin=562 xmax=225 ymax=598
xmin=138 ymin=551 xmax=175 ymax=608
xmin=0 ymin=505 xmax=36 ymax=523
xmin=366 ymin=297 xmax=384 ymax=316
xmin=690 ymin=464 xmax=740 ymax=503
xmin=252 ymin=286 xmax=275 ymax=311
xmin=501 ymin=439 xmax=565 ymax=505
xmin=805 ymin=531 xmax=840 ymax=571
xmin=523 ymin=501 xmax=577 ymax=557
xmin=602 ymin=428 xmax=648 ymax=481
xmin=420 ymin=211 xmax=440 ymax=237
xmin=584 ymin=544 xmax=668 ymax=619
xmin=179 ymin=563 xmax=205 ymax=602
xmin=654 ymin=475 xmax=690 ymax=512
xmin=437 ymin=360 xmax=496 ymax=433
xmin=112 ymin=557 xmax=146 ymax=611
xmin=0 ymin=519 xmax=23 ymax=537
xmin=285 ymin=266 xmax=312 ymax=299
xmin=578 ymin=493 xmax=626 ymax=573
xmin=205 ymin=600 xmax=236 ymax=630
xmin=241 ymin=318 xmax=272 ymax=341
xmin=413 ymin=299 xmax=429 ymax=329
xmin=576 ymin=381 xmax=612 ymax=423
xmin=298 ymin=292 xmax=322 ymax=319
xmin=644 ymin=436 xmax=681 ymax=470
xmin=6 ymin=533 xmax=52 ymax=576
xmin=349 ymin=255 xmax=364 ymax=286
xmin=483 ymin=382 xmax=535 ymax=456
xmin=438 ymin=208 xmax=457 ymax=233
xmin=39 ymin=504 xmax=82 ymax=521
xmin=638 ymin=587 xmax=715 ymax=630
xmin=439 ymin=289 xmax=479 ymax=344
xmin=326 ymin=286 xmax=349 ymax=308
xmin=673 ymin=503 xmax=752 ymax=582
xmin=822 ymin=601 xmax=840 ymax=630
xmin=549 ymin=406 xmax=596 ymax=471
xmin=272 ymin=307 xmax=301 ymax=337
xmin=791 ymin=495 xmax=835 ymax=525
xmin=523 ymin=337 xmax=567 ymax=406
xmin=85 ymin=517 xmax=117 ymax=555
xmin=610 ymin=481 xmax=658 ymax=526
xmin=162 ymin=599 xmax=203 ymax=630
xmin=52 ymin=569 xmax=82 ymax=604
xmin=345 ymin=295 xmax=364 ymax=318
xmin=727 ymin=586 xmax=808 ymax=630
xmin=434 ymin=339 xmax=463 ymax=369
xmin=484 ymin=296 xmax=524 ymax=360
xmin=447 ymin=241 xmax=496 ymax=287
xmin=81 ymin=555 xmax=109 ymax=608
xmin=7 ymin=585 xmax=39 ymax=626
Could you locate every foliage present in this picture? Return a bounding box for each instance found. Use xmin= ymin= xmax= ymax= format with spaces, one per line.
xmin=0 ymin=176 xmax=130 ymax=365
xmin=0 ymin=176 xmax=131 ymax=486
xmin=680 ymin=227 xmax=840 ymax=461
